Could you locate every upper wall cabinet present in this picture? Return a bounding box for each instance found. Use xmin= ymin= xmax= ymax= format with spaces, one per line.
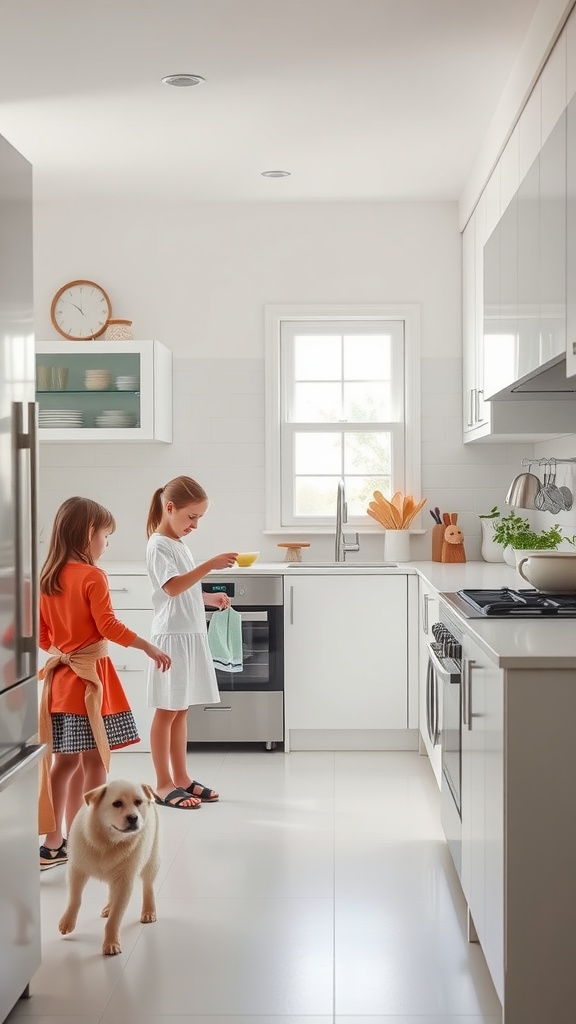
xmin=35 ymin=339 xmax=172 ymax=442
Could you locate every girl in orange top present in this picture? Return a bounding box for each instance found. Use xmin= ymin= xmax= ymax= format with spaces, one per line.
xmin=39 ymin=496 xmax=170 ymax=869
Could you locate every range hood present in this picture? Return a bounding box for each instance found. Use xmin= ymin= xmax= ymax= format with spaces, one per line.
xmin=487 ymin=354 xmax=576 ymax=401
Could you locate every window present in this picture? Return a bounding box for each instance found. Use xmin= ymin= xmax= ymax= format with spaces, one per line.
xmin=265 ymin=305 xmax=420 ymax=531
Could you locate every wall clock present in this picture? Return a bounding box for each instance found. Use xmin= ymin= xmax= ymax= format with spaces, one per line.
xmin=50 ymin=280 xmax=112 ymax=340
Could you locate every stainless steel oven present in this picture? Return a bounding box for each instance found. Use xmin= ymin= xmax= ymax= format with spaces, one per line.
xmin=429 ymin=614 xmax=463 ymax=877
xmin=186 ymin=575 xmax=284 ymax=749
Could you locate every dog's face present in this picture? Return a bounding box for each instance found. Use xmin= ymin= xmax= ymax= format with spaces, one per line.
xmin=83 ymin=780 xmax=156 ymax=842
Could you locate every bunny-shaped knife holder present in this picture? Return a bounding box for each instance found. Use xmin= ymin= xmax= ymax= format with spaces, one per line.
xmin=441 ymin=512 xmax=466 ymax=563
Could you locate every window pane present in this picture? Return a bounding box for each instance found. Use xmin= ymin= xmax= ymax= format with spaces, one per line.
xmin=294 ymin=335 xmax=341 ymax=380
xmin=295 ymin=432 xmax=341 ymax=474
xmin=344 ymin=432 xmax=391 ymax=475
xmin=344 ymin=335 xmax=391 ymax=379
xmin=295 ymin=476 xmax=341 ymax=516
xmin=346 ymin=476 xmax=392 ymax=517
xmin=293 ymin=382 xmax=342 ymax=422
xmin=344 ymin=382 xmax=392 ymax=421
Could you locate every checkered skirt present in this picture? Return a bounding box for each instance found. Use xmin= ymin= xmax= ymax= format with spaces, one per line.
xmin=52 ymin=711 xmax=140 ymax=753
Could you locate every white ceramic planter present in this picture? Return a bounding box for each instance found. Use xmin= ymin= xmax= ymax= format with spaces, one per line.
xmin=480 ymin=518 xmax=504 ymax=562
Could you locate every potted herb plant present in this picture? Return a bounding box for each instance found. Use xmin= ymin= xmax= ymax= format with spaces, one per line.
xmin=491 ymin=509 xmax=563 ymax=566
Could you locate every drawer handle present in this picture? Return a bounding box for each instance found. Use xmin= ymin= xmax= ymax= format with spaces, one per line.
xmin=113 ymin=665 xmax=140 ymax=672
xmin=203 ymin=706 xmax=232 ymax=712
xmin=109 ymin=587 xmax=129 ymax=593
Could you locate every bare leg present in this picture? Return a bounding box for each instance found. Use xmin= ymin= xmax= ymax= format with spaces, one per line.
xmin=43 ymin=754 xmax=82 ymax=849
xmin=79 ymin=748 xmax=106 ymax=795
xmin=172 ymin=710 xmax=218 ymax=801
xmin=150 ymin=708 xmax=199 ymax=807
xmin=171 ymin=712 xmax=218 ymax=798
xmin=64 ymin=763 xmax=85 ymax=835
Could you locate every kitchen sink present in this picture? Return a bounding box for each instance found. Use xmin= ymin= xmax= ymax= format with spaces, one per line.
xmin=285 ymin=561 xmax=398 ymax=568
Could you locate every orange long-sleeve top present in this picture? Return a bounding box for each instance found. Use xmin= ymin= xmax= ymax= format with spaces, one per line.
xmin=39 ymin=562 xmax=137 ymax=717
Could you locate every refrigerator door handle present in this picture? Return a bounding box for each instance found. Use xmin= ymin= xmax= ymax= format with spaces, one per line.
xmin=0 ymin=743 xmax=45 ymax=794
xmin=12 ymin=401 xmax=38 ymax=679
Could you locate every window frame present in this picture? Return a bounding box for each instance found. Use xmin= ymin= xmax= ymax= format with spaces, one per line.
xmin=264 ymin=304 xmax=421 ymax=533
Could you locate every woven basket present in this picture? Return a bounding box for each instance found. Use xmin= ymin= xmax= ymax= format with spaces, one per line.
xmin=104 ymin=318 xmax=133 ymax=341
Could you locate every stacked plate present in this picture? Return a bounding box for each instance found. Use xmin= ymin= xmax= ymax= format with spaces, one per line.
xmin=39 ymin=409 xmax=83 ymax=429
xmin=115 ymin=374 xmax=139 ymax=391
xmin=85 ymin=369 xmax=113 ymax=390
xmin=94 ymin=410 xmax=138 ymax=429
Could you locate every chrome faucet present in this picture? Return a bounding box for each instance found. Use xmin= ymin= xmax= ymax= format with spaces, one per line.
xmin=335 ymin=479 xmax=360 ymax=562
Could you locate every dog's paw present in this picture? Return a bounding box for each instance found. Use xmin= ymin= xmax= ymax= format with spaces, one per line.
xmin=58 ymin=915 xmax=76 ymax=935
xmin=140 ymin=911 xmax=157 ymax=923
xmin=101 ymin=903 xmax=110 ymax=918
xmin=102 ymin=940 xmax=122 ymax=956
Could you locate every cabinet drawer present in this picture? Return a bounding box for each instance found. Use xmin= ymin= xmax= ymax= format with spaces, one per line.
xmin=107 ymin=575 xmax=152 ymax=609
xmin=187 ymin=691 xmax=283 ymax=744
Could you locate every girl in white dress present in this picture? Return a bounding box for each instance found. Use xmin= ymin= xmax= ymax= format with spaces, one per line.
xmin=146 ymin=476 xmax=237 ymax=809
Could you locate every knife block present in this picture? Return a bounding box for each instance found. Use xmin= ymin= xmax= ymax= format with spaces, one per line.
xmin=431 ymin=524 xmax=445 ymax=562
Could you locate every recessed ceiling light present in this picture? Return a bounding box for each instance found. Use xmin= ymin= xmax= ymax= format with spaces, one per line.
xmin=261 ymin=170 xmax=291 ymax=178
xmin=162 ymin=74 xmax=205 ymax=88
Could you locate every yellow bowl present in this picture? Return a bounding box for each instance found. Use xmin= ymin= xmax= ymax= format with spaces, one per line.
xmin=235 ymin=552 xmax=260 ymax=567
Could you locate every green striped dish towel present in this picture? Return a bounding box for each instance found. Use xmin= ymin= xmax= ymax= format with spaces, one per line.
xmin=207 ymin=607 xmax=243 ymax=672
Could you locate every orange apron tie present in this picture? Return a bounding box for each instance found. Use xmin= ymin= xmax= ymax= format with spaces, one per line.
xmin=38 ymin=638 xmax=110 ymax=835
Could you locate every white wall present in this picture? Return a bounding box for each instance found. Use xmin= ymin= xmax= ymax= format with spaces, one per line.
xmin=35 ymin=199 xmax=528 ymax=564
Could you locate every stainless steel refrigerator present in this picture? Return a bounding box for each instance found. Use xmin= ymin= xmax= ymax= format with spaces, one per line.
xmin=0 ymin=131 xmax=42 ymax=1023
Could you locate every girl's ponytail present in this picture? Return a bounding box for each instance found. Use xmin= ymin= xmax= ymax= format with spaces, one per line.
xmin=146 ymin=487 xmax=165 ymax=538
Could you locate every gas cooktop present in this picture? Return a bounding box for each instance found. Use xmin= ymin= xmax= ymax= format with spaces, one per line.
xmin=442 ymin=587 xmax=576 ymax=618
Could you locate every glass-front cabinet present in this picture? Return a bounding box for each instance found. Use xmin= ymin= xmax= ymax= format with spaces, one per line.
xmin=35 ymin=339 xmax=172 ymax=442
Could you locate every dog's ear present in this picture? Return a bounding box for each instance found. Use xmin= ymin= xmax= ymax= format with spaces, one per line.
xmin=84 ymin=784 xmax=107 ymax=806
xmin=141 ymin=783 xmax=157 ymax=803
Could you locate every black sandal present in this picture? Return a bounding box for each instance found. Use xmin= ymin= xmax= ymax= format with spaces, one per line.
xmin=186 ymin=781 xmax=219 ymax=802
xmin=40 ymin=840 xmax=68 ymax=870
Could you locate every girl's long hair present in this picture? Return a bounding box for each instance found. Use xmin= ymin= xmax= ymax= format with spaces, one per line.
xmin=40 ymin=497 xmax=116 ymax=596
xmin=146 ymin=475 xmax=208 ymax=537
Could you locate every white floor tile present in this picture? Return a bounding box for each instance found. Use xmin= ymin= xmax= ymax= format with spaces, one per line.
xmin=101 ymin=1017 xmax=333 ymax=1024
xmin=21 ymin=750 xmax=503 ymax=1024
xmin=103 ymin=896 xmax=334 ymax=1016
xmin=335 ymin=896 xmax=501 ymax=1016
xmin=158 ymin=825 xmax=334 ymax=897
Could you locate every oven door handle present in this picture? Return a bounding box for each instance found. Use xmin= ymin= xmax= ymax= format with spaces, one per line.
xmin=426 ymin=658 xmax=432 ymax=742
xmin=427 ymin=643 xmax=460 ymax=684
xmin=206 ymin=610 xmax=267 ymax=622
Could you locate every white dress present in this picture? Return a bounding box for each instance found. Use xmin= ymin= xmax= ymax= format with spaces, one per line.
xmin=146 ymin=533 xmax=220 ymax=710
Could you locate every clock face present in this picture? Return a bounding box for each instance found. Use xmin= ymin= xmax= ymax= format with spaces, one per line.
xmin=51 ymin=280 xmax=111 ymax=340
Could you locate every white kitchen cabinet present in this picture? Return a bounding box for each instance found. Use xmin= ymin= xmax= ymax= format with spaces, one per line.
xmin=284 ymin=574 xmax=411 ymax=750
xmin=107 ymin=574 xmax=154 ymax=753
xmin=417 ymin=579 xmax=441 ymax=786
xmin=35 ymin=339 xmax=172 ymax=442
xmin=460 ymin=632 xmax=504 ymax=1003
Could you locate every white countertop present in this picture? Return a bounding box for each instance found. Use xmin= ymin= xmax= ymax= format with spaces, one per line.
xmin=100 ymin=558 xmax=576 ymax=670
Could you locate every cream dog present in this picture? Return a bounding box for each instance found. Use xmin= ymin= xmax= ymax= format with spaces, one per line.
xmin=58 ymin=779 xmax=160 ymax=956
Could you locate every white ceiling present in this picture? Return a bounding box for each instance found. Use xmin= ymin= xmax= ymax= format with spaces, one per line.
xmin=0 ymin=0 xmax=540 ymax=203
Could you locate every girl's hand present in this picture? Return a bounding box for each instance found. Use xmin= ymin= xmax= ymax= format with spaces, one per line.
xmin=207 ymin=593 xmax=230 ymax=610
xmin=209 ymin=552 xmax=238 ymax=570
xmin=146 ymin=643 xmax=171 ymax=672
